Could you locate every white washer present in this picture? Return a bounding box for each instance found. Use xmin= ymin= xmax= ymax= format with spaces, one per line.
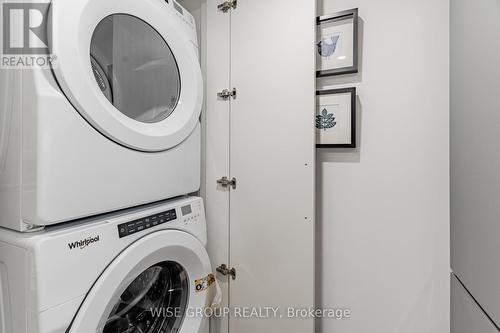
xmin=0 ymin=196 xmax=214 ymax=333
xmin=0 ymin=0 xmax=203 ymax=231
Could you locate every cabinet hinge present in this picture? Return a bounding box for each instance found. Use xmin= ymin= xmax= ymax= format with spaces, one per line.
xmin=217 ymin=88 xmax=237 ymax=100
xmin=216 ymin=264 xmax=237 ymax=280
xmin=217 ymin=176 xmax=237 ymax=190
xmin=217 ymin=0 xmax=237 ymax=13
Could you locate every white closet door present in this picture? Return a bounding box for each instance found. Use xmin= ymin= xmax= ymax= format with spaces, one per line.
xmin=229 ymin=1 xmax=316 ymax=333
xmin=205 ymin=1 xmax=231 ymax=333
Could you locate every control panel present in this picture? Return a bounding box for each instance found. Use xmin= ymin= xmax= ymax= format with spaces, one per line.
xmin=180 ymin=201 xmax=202 ymax=224
xmin=118 ymin=209 xmax=177 ymax=238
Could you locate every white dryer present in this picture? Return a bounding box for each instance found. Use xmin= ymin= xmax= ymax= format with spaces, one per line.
xmin=0 ymin=196 xmax=215 ymax=333
xmin=0 ymin=0 xmax=203 ymax=231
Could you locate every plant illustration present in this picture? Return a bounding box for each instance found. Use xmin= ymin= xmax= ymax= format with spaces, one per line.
xmin=316 ymin=108 xmax=337 ymax=131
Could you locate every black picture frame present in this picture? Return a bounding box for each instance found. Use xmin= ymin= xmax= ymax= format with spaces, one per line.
xmin=316 ymin=88 xmax=356 ymax=148
xmin=316 ymin=8 xmax=359 ymax=77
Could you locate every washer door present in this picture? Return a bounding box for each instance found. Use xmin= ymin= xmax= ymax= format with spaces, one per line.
xmin=51 ymin=0 xmax=202 ymax=152
xmin=68 ymin=230 xmax=212 ymax=333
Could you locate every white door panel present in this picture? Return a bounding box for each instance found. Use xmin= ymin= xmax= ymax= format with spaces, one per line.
xmin=229 ymin=1 xmax=316 ymax=332
xmin=204 ymin=1 xmax=315 ymax=332
xmin=205 ymin=1 xmax=231 ymax=333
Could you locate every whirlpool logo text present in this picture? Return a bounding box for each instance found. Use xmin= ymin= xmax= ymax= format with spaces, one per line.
xmin=68 ymin=236 xmax=100 ymax=250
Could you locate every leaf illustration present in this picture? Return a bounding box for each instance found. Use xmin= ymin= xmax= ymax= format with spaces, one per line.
xmin=316 ymin=108 xmax=337 ymax=131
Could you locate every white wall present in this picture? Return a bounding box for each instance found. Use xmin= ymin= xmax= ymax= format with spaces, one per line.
xmin=450 ymin=0 xmax=500 ymax=328
xmin=316 ymin=1 xmax=450 ymax=333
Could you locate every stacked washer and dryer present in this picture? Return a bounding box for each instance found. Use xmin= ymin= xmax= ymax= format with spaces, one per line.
xmin=0 ymin=0 xmax=214 ymax=332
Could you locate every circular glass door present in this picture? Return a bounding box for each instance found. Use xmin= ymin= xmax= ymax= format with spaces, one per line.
xmin=90 ymin=14 xmax=181 ymax=123
xmin=100 ymin=262 xmax=189 ymax=333
xmin=50 ymin=0 xmax=203 ymax=151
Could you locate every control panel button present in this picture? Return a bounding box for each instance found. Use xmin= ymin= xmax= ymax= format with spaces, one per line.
xmin=118 ymin=226 xmax=128 ymax=238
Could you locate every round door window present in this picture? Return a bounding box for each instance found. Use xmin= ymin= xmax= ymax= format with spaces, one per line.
xmin=100 ymin=262 xmax=189 ymax=333
xmin=90 ymin=14 xmax=181 ymax=123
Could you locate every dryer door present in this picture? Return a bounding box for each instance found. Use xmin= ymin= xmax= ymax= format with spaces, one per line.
xmin=68 ymin=230 xmax=213 ymax=333
xmin=50 ymin=0 xmax=202 ymax=152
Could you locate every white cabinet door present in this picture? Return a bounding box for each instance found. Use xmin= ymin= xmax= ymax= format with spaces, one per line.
xmin=205 ymin=1 xmax=316 ymax=332
xmin=229 ymin=1 xmax=316 ymax=333
xmin=205 ymin=1 xmax=231 ymax=333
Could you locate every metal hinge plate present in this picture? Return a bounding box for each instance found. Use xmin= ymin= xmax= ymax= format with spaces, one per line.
xmin=216 ymin=264 xmax=236 ymax=280
xmin=217 ymin=0 xmax=237 ymax=13
xmin=23 ymin=222 xmax=45 ymax=232
xmin=217 ymin=88 xmax=237 ymax=100
xmin=217 ymin=176 xmax=237 ymax=190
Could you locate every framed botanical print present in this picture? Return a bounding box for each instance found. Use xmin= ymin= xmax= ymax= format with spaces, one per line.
xmin=316 ymin=88 xmax=356 ymax=148
xmin=316 ymin=8 xmax=359 ymax=77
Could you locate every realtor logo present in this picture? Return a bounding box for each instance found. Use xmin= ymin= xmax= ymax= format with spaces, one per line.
xmin=2 ymin=1 xmax=51 ymax=55
xmin=1 ymin=1 xmax=54 ymax=68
